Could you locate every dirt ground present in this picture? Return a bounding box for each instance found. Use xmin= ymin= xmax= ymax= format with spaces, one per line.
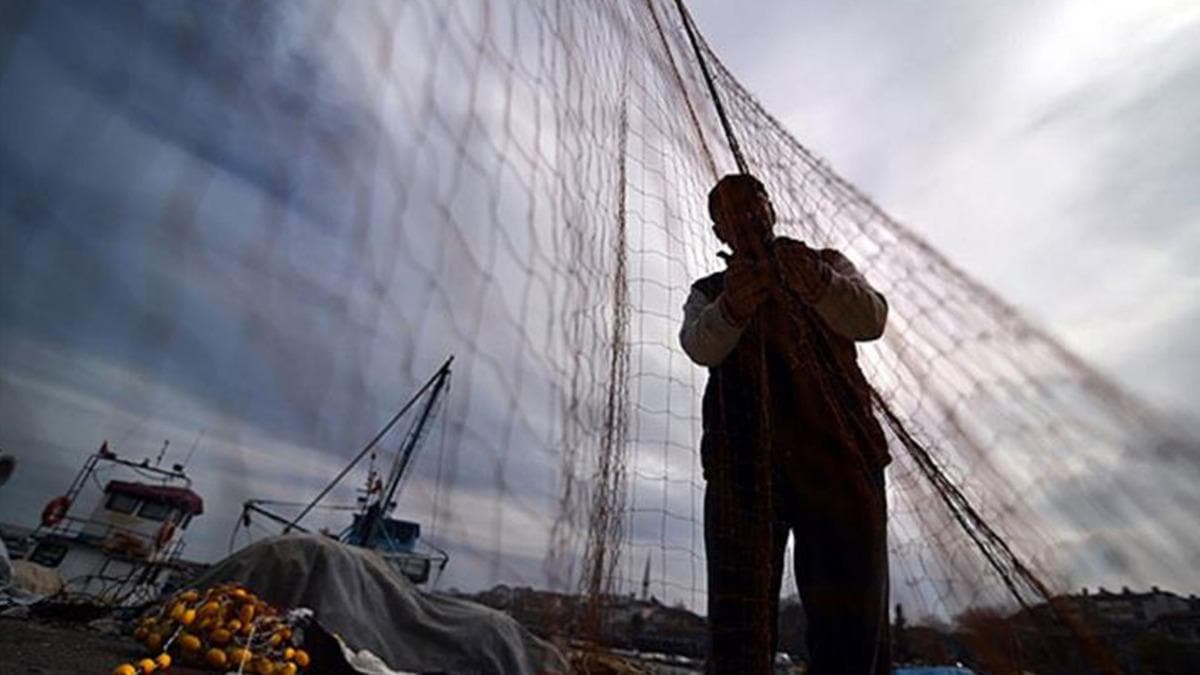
xmin=0 ymin=614 xmax=352 ymax=675
xmin=0 ymin=617 xmax=152 ymax=675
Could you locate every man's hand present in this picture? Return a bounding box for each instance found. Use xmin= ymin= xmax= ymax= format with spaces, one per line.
xmin=719 ymin=256 xmax=771 ymax=326
xmin=776 ymin=240 xmax=831 ymax=303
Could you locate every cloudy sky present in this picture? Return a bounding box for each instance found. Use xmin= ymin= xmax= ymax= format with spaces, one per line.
xmin=1 ymin=0 xmax=1197 ymax=614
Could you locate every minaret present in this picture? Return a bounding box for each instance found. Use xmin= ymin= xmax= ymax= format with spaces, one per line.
xmin=641 ymin=554 xmax=651 ymax=601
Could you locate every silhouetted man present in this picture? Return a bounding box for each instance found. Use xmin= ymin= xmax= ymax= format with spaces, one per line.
xmin=680 ymin=174 xmax=891 ymax=674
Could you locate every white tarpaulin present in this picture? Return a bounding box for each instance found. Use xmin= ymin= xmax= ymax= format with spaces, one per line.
xmin=192 ymin=535 xmax=568 ymax=675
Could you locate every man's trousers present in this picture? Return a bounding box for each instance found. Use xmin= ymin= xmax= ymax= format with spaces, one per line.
xmin=704 ymin=437 xmax=889 ymax=674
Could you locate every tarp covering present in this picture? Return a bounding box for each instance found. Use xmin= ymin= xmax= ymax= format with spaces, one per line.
xmin=192 ymin=535 xmax=568 ymax=675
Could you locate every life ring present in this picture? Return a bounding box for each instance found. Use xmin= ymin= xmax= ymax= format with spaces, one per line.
xmin=155 ymin=521 xmax=176 ymax=549
xmin=41 ymin=496 xmax=71 ymax=526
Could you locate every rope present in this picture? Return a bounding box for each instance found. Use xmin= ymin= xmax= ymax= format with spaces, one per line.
xmin=647 ymin=0 xmax=719 ymax=180
xmin=673 ymin=0 xmax=748 ymax=174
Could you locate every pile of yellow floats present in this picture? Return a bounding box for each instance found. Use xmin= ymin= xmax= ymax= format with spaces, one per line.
xmin=111 ymin=582 xmax=312 ymax=674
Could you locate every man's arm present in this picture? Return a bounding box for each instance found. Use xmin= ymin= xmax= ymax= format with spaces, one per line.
xmin=809 ymin=249 xmax=888 ymax=341
xmin=679 ymin=285 xmax=746 ymax=367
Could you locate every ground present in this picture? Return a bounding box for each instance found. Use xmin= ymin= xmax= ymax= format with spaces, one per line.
xmin=0 ymin=618 xmax=149 ymax=675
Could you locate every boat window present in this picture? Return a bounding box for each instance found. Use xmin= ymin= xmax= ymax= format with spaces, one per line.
xmin=106 ymin=492 xmax=140 ymax=514
xmin=138 ymin=500 xmax=174 ymax=521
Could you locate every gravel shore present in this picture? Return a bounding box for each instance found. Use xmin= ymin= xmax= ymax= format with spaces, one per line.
xmin=0 ymin=617 xmax=147 ymax=675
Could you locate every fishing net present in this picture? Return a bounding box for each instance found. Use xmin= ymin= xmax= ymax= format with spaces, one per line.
xmin=1 ymin=0 xmax=1196 ymax=670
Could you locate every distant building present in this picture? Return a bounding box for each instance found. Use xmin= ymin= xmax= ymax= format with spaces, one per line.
xmin=628 ymin=599 xmax=708 ymax=658
xmin=1078 ymin=586 xmax=1192 ymax=627
xmin=456 ymin=585 xmax=709 ymax=658
xmin=1009 ymin=586 xmax=1200 ymax=673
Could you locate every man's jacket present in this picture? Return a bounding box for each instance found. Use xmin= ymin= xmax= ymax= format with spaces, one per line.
xmin=679 ymin=238 xmax=890 ymax=479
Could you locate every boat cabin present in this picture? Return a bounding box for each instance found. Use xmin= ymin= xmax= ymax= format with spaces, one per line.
xmin=26 ymin=445 xmax=205 ymax=604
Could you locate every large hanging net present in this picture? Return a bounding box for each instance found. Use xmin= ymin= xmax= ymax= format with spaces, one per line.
xmin=2 ymin=0 xmax=1196 ymax=670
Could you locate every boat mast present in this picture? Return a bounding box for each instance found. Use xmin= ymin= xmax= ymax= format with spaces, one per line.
xmin=283 ymin=355 xmax=453 ymax=534
xmin=378 ymin=364 xmax=451 ymax=517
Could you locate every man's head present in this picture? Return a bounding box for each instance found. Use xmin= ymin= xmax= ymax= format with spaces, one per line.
xmin=708 ymin=173 xmax=775 ymax=253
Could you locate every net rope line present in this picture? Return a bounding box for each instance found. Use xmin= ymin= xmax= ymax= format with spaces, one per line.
xmin=579 ymin=65 xmax=633 ymax=638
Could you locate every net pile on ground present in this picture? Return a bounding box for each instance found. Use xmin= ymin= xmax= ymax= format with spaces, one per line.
xmin=1 ymin=0 xmax=1197 ymax=671
xmin=115 ymin=582 xmax=310 ymax=675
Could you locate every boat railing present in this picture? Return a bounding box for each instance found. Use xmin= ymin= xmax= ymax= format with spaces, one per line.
xmin=32 ymin=513 xmax=185 ymax=565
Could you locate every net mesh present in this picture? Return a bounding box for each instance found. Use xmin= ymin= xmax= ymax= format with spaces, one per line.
xmin=1 ymin=0 xmax=1197 ymax=669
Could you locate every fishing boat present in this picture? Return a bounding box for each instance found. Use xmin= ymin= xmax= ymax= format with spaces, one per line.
xmin=11 ymin=441 xmax=204 ymax=605
xmin=234 ymin=356 xmax=453 ymax=585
